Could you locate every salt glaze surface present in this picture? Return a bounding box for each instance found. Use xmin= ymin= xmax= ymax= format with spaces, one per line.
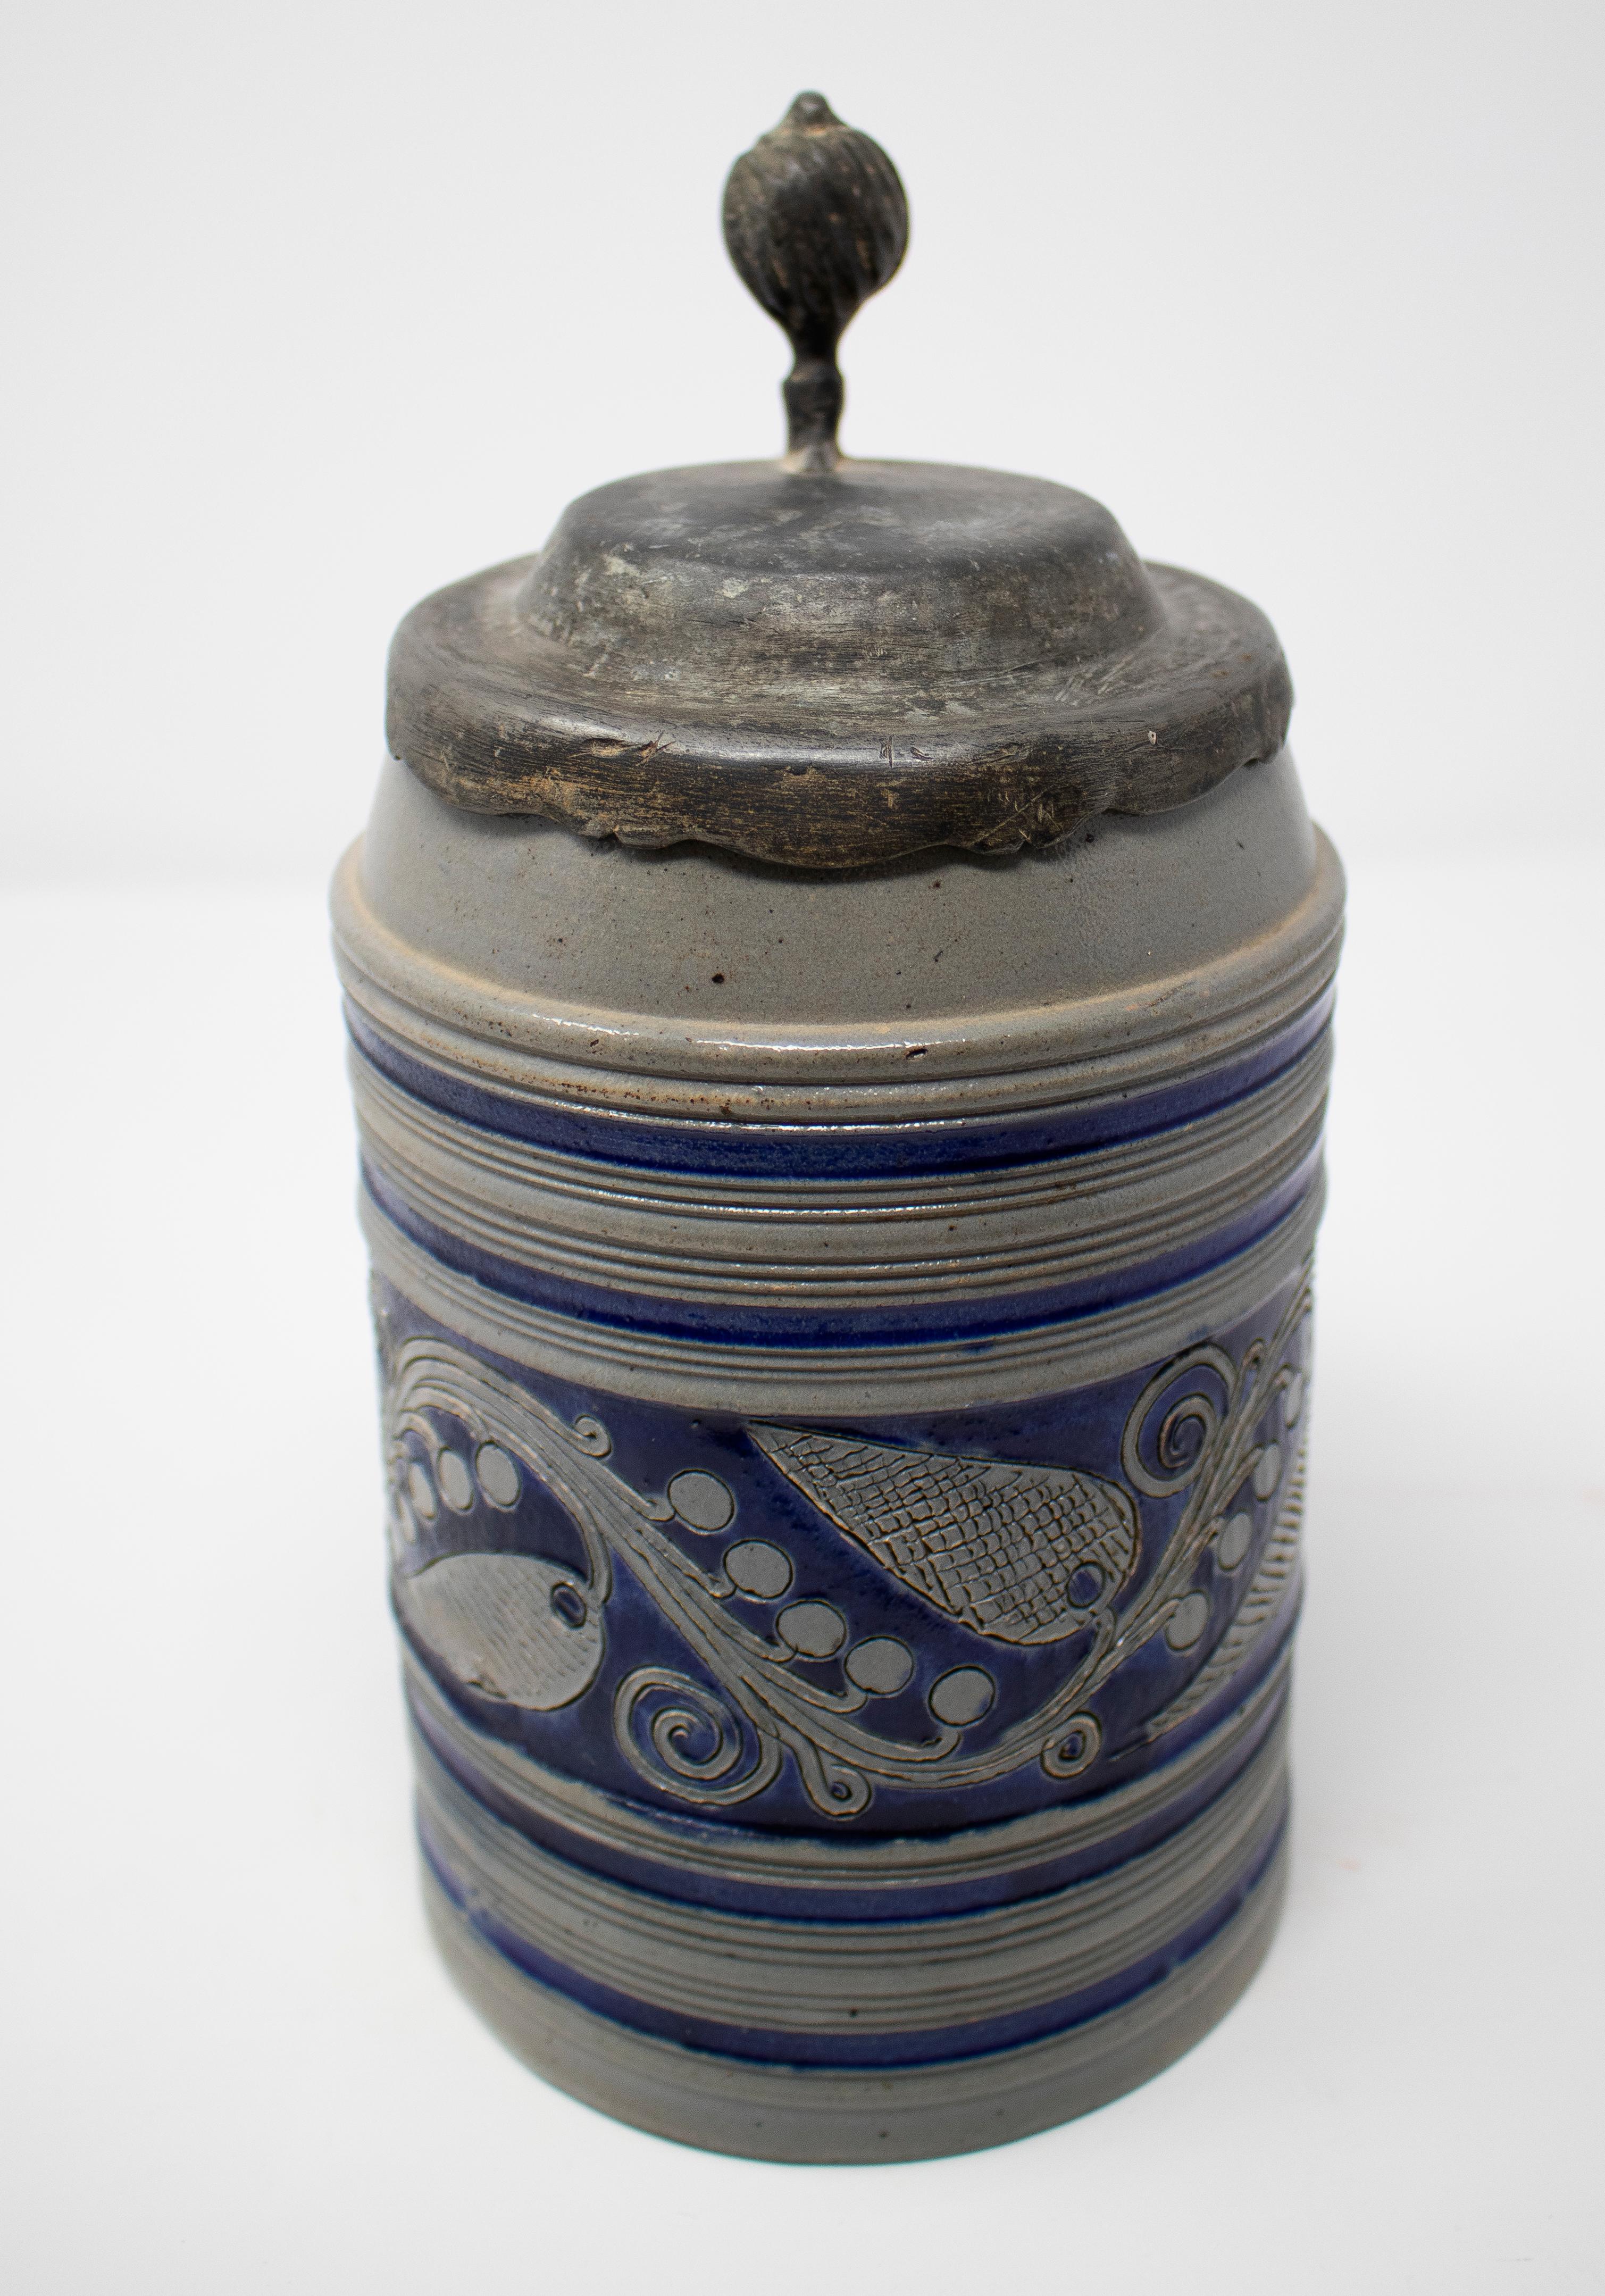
xmin=333 ymin=742 xmax=1342 ymax=2159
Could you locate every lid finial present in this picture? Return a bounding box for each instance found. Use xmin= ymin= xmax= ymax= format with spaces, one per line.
xmin=723 ymin=94 xmax=908 ymax=473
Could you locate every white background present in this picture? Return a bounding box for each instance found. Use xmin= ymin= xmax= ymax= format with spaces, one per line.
xmin=2 ymin=3 xmax=1602 ymax=2291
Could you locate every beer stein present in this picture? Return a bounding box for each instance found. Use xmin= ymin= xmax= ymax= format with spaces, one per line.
xmin=332 ymin=94 xmax=1342 ymax=2160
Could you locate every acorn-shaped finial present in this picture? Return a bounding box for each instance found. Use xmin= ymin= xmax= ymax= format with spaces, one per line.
xmin=723 ymin=94 xmax=909 ymax=471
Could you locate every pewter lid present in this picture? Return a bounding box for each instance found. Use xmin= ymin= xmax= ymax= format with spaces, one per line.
xmin=386 ymin=95 xmax=1292 ymax=869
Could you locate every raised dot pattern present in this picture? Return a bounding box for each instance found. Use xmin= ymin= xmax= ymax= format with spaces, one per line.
xmin=1166 ymin=1591 xmax=1210 ymax=1650
xmin=776 ymin=1601 xmax=846 ymax=1658
xmin=1215 ymin=1511 xmax=1253 ymax=1571
xmin=929 ymin=1666 xmax=996 ymax=1726
xmin=437 ymin=1450 xmax=475 ymax=1512
xmin=844 ymin=1637 xmax=914 ymax=1696
xmin=475 ymin=1442 xmax=522 ymax=1509
xmin=667 ymin=1471 xmax=737 ymax=1533
xmin=723 ymin=1540 xmax=794 ymax=1600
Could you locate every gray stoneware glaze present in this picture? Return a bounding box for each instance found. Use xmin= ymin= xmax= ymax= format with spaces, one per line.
xmin=333 ymin=95 xmax=1343 ymax=2163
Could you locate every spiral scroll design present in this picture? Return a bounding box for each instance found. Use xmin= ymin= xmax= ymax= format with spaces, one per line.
xmin=1040 ymin=1715 xmax=1103 ymax=1780
xmin=1121 ymin=1345 xmax=1239 ymax=1498
xmin=568 ymin=1414 xmax=612 ymax=1458
xmin=613 ymin=1666 xmax=783 ymax=1807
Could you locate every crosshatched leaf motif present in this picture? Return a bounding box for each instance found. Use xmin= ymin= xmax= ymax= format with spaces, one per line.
xmin=748 ymin=1426 xmax=1140 ymax=1646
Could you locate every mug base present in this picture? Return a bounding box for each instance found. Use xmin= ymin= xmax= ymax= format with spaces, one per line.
xmin=421 ymin=1842 xmax=1287 ymax=2164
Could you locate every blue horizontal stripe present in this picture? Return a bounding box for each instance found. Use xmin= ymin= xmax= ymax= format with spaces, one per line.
xmin=409 ymin=1644 xmax=1292 ymax=1923
xmin=420 ymin=1800 xmax=1287 ymax=2071
xmin=349 ymin=990 xmax=1332 ymax=1181
xmin=364 ymin=1151 xmax=1322 ymax=1348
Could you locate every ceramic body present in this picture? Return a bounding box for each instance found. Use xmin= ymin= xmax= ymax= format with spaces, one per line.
xmin=332 ymin=747 xmax=1342 ymax=2161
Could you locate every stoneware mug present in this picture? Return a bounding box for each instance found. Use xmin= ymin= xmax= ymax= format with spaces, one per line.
xmin=332 ymin=94 xmax=1342 ymax=2162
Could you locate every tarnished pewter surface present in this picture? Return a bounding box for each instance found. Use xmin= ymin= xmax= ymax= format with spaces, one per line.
xmin=384 ymin=101 xmax=1290 ymax=867
xmin=387 ymin=499 xmax=1291 ymax=867
xmin=722 ymin=93 xmax=906 ymax=470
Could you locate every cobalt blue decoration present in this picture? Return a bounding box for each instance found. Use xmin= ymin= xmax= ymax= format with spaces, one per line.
xmin=333 ymin=94 xmax=1342 ymax=2159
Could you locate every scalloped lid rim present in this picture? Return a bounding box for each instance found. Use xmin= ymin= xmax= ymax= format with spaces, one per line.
xmin=385 ymin=458 xmax=1293 ymax=871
